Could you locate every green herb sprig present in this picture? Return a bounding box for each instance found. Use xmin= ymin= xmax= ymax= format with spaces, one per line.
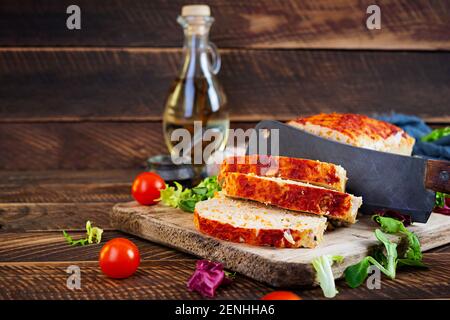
xmin=63 ymin=221 xmax=104 ymax=246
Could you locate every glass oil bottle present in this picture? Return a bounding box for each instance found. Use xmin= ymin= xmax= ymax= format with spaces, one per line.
xmin=163 ymin=5 xmax=229 ymax=179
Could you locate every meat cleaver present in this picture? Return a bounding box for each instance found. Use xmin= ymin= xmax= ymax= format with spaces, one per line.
xmin=248 ymin=120 xmax=450 ymax=223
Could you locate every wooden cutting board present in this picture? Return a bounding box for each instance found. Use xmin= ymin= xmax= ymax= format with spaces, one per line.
xmin=112 ymin=202 xmax=450 ymax=287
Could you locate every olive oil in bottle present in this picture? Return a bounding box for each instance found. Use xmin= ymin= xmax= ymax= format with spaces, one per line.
xmin=163 ymin=5 xmax=229 ymax=176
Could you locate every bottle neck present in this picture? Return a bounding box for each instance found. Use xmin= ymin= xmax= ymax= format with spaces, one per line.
xmin=183 ymin=32 xmax=210 ymax=49
xmin=179 ymin=15 xmax=213 ymax=49
xmin=178 ymin=16 xmax=214 ymax=78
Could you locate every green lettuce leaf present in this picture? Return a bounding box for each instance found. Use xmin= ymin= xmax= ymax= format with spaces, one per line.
xmin=435 ymin=192 xmax=449 ymax=208
xmin=344 ymin=257 xmax=370 ymax=288
xmin=345 ymin=216 xmax=425 ymax=289
xmin=159 ymin=176 xmax=221 ymax=213
xmin=403 ymin=231 xmax=422 ymax=262
xmin=420 ymin=127 xmax=450 ymax=143
xmin=311 ymin=255 xmax=343 ymax=298
xmin=374 ymin=229 xmax=397 ymax=279
xmin=373 ymin=215 xmax=407 ymax=233
xmin=159 ymin=181 xmax=184 ymax=208
xmin=397 ymin=259 xmax=427 ymax=268
xmin=374 ymin=215 xmax=422 ymax=262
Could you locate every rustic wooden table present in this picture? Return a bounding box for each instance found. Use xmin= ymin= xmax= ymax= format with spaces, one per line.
xmin=0 ymin=169 xmax=448 ymax=300
xmin=1 ymin=0 xmax=449 ymax=300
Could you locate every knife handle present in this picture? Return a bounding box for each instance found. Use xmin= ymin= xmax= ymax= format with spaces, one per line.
xmin=425 ymin=159 xmax=450 ymax=193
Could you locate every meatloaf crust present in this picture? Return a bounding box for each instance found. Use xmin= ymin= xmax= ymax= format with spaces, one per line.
xmin=288 ymin=113 xmax=415 ymax=156
xmin=194 ymin=211 xmax=322 ymax=248
xmin=219 ymin=155 xmax=347 ymax=192
xmin=220 ymin=173 xmax=361 ymax=223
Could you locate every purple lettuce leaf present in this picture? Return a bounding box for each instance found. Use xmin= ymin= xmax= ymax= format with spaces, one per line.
xmin=187 ymin=260 xmax=233 ymax=298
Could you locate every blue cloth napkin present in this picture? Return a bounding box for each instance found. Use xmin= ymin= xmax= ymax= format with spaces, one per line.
xmin=374 ymin=113 xmax=450 ymax=161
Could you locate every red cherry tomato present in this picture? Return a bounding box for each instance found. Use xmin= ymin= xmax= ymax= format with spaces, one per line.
xmin=99 ymin=238 xmax=140 ymax=279
xmin=261 ymin=291 xmax=302 ymax=300
xmin=131 ymin=172 xmax=165 ymax=205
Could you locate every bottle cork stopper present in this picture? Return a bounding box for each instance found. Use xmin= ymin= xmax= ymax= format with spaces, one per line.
xmin=181 ymin=5 xmax=211 ymax=17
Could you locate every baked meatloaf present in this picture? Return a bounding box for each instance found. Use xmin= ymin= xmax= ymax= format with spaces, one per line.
xmin=288 ymin=113 xmax=415 ymax=156
xmin=194 ymin=196 xmax=327 ymax=248
xmin=220 ymin=172 xmax=362 ymax=223
xmin=219 ymin=155 xmax=347 ymax=192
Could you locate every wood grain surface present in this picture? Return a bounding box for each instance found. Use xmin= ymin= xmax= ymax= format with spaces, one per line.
xmin=0 ymin=170 xmax=449 ymax=299
xmin=0 ymin=232 xmax=190 ymax=262
xmin=0 ymin=203 xmax=114 ymax=232
xmin=0 ymin=169 xmax=140 ymax=185
xmin=1 ymin=0 xmax=448 ymax=50
xmin=1 ymin=253 xmax=449 ymax=300
xmin=0 ymin=122 xmax=164 ymax=170
xmin=0 ymin=260 xmax=271 ymax=300
xmin=0 ymin=170 xmax=138 ymax=231
xmin=0 ymin=122 xmax=256 ymax=170
xmin=0 ymin=49 xmax=449 ymax=123
xmin=1 ymin=121 xmax=449 ymax=171
xmin=0 ymin=180 xmax=132 ymax=203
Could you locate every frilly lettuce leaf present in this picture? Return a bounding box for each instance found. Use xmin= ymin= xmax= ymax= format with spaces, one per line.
xmin=159 ymin=176 xmax=221 ymax=213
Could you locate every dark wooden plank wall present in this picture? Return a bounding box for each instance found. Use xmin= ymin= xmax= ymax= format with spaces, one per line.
xmin=0 ymin=0 xmax=449 ymax=170
xmin=1 ymin=49 xmax=449 ymax=122
xmin=1 ymin=0 xmax=449 ymax=49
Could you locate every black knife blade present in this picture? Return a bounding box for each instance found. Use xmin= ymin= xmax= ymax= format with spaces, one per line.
xmin=249 ymin=120 xmax=436 ymax=222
